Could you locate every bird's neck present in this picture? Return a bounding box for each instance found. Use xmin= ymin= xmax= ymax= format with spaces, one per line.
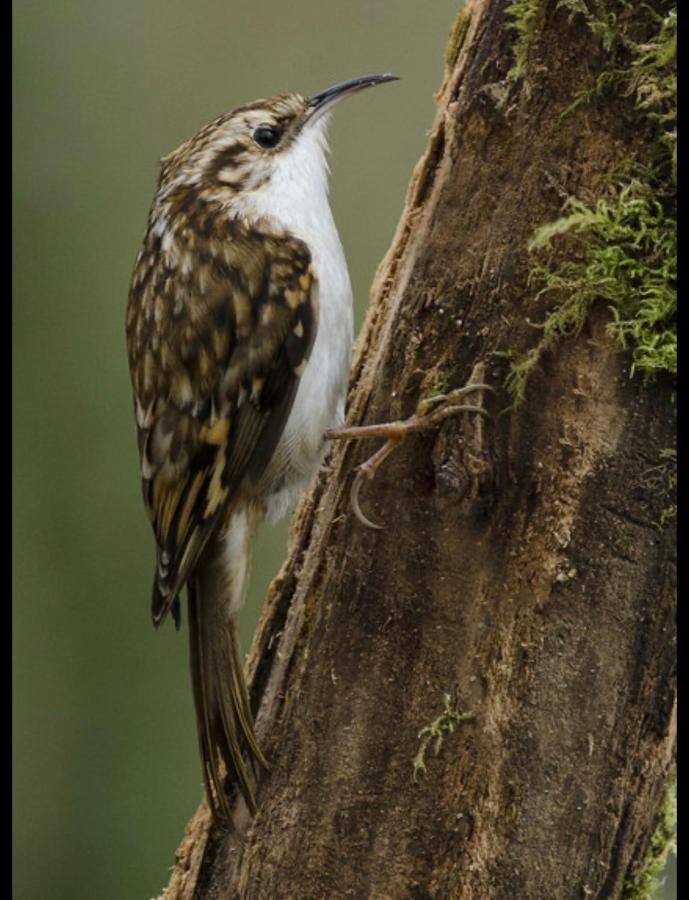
xmin=231 ymin=120 xmax=337 ymax=249
xmin=150 ymin=127 xmax=345 ymax=280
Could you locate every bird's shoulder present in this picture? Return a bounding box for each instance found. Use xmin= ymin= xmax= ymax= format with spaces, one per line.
xmin=127 ymin=213 xmax=314 ymax=400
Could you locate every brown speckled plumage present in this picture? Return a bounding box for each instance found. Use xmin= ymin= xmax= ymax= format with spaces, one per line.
xmin=127 ymin=95 xmax=319 ymax=821
xmin=127 ymin=212 xmax=315 ymax=624
xmin=126 ymin=75 xmax=397 ymax=825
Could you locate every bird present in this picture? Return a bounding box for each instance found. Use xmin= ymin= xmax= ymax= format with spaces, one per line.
xmin=126 ymin=74 xmax=399 ymax=824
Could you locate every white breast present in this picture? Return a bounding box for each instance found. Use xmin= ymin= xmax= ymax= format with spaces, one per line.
xmin=236 ymin=117 xmax=353 ymax=522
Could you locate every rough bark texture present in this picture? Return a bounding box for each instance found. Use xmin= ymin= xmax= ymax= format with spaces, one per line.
xmin=161 ymin=1 xmax=676 ymax=897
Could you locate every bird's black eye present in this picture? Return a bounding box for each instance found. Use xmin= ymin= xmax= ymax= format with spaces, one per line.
xmin=253 ymin=125 xmax=281 ymax=149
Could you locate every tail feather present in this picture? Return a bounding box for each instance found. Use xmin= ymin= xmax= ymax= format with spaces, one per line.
xmin=187 ymin=578 xmax=267 ymax=823
xmin=227 ymin=622 xmax=268 ymax=768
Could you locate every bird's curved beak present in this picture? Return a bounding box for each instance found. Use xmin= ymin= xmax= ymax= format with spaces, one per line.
xmin=306 ymin=74 xmax=399 ymax=125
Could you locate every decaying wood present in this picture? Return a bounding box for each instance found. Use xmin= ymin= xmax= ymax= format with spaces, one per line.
xmin=161 ymin=1 xmax=676 ymax=896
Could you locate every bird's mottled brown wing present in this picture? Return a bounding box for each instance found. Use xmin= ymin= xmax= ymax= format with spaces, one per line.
xmin=126 ymin=223 xmax=316 ymax=625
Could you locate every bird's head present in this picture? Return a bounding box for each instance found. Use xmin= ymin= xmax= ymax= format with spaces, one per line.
xmin=157 ymin=75 xmax=398 ymax=209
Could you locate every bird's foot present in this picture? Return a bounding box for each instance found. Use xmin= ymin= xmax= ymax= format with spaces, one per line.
xmin=325 ymin=378 xmax=495 ymax=529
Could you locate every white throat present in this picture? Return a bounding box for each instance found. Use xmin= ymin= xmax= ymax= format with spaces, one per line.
xmin=235 ymin=115 xmax=334 ymax=242
xmin=233 ymin=116 xmax=354 ymax=524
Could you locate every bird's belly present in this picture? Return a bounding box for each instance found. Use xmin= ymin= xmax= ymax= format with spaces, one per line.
xmin=263 ymin=277 xmax=352 ymax=523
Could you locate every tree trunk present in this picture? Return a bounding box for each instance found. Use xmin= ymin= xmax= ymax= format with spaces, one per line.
xmin=161 ymin=1 xmax=676 ymax=897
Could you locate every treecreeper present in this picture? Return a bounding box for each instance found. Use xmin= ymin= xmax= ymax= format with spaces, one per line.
xmin=126 ymin=73 xmax=493 ymax=826
xmin=125 ymin=75 xmax=400 ymax=824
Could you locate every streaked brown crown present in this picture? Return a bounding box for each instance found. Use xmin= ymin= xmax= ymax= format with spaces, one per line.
xmin=158 ymin=93 xmax=310 ymax=199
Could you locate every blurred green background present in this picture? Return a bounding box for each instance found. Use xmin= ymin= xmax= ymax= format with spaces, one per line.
xmin=12 ymin=2 xmax=676 ymax=899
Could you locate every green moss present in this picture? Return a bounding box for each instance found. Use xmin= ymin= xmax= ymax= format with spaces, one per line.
xmin=627 ymin=8 xmax=676 ymax=181
xmin=426 ymin=372 xmax=454 ymax=400
xmin=560 ymin=4 xmax=676 ymax=178
xmin=504 ymin=180 xmax=676 ymax=405
xmin=556 ymin=0 xmax=629 ymax=52
xmin=653 ymin=448 xmax=676 ymax=527
xmin=505 ymin=0 xmax=543 ymax=87
xmin=412 ymin=694 xmax=474 ymax=781
xmin=502 ymin=3 xmax=676 ymax=406
xmin=505 ymin=1 xmax=632 ymax=91
xmin=622 ymin=777 xmax=677 ymax=899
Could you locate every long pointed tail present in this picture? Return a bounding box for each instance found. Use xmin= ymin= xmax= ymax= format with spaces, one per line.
xmin=187 ymin=571 xmax=267 ymax=823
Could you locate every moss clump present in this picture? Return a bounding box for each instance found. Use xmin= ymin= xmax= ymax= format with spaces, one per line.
xmin=412 ymin=694 xmax=474 ymax=781
xmin=557 ymin=0 xmax=630 ymax=51
xmin=505 ymin=1 xmax=631 ymax=90
xmin=505 ymin=179 xmax=676 ymax=405
xmin=626 ymin=7 xmax=676 ymax=179
xmin=561 ymin=5 xmax=676 ymax=176
xmin=506 ymin=0 xmax=637 ymax=89
xmin=503 ymin=2 xmax=676 ymax=406
xmin=622 ymin=777 xmax=677 ymax=899
xmin=505 ymin=0 xmax=543 ymax=87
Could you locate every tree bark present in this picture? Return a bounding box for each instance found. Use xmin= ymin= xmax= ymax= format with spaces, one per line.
xmin=161 ymin=1 xmax=676 ymax=897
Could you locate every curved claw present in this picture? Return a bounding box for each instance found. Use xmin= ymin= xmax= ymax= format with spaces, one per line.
xmin=339 ymin=381 xmax=495 ymax=530
xmin=427 ymin=403 xmax=496 ymax=426
xmin=417 ymin=383 xmax=495 ymax=416
xmin=350 ymin=468 xmax=384 ymax=530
